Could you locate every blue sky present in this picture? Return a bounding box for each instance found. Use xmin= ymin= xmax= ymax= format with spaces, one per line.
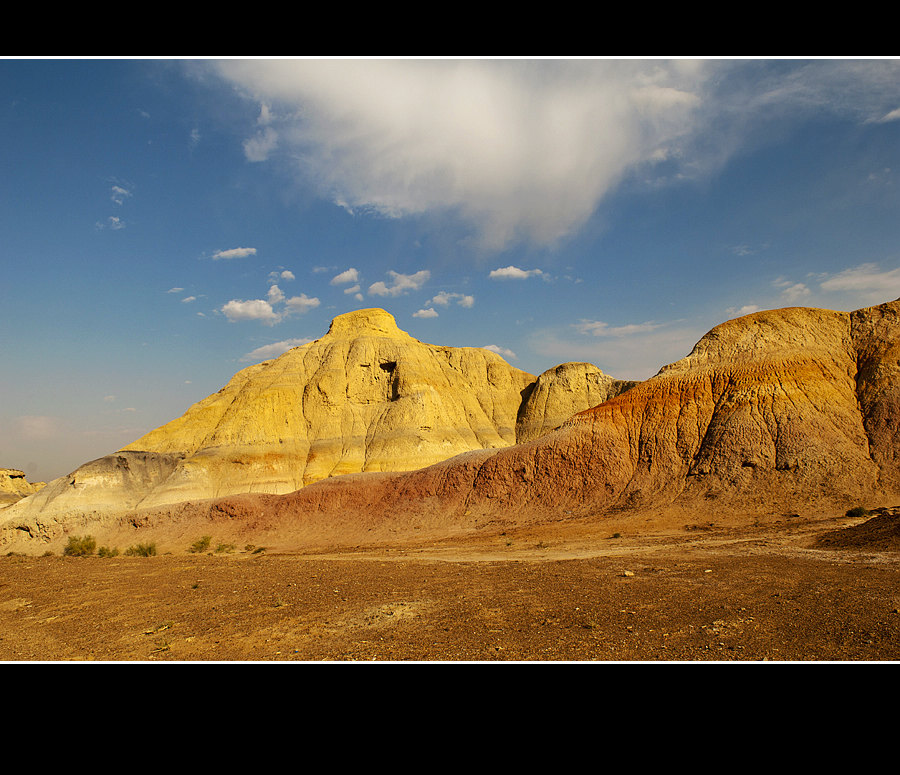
xmin=3 ymin=58 xmax=900 ymax=482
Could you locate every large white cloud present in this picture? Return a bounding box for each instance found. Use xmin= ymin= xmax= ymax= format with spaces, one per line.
xmin=210 ymin=59 xmax=710 ymax=250
xmin=209 ymin=59 xmax=900 ymax=252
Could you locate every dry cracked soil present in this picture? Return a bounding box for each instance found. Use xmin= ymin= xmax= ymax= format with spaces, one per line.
xmin=2 ymin=509 xmax=899 ymax=663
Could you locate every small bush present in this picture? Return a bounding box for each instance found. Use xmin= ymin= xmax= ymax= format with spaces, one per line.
xmin=64 ymin=535 xmax=96 ymax=557
xmin=189 ymin=535 xmax=212 ymax=553
xmin=98 ymin=546 xmax=120 ymax=558
xmin=846 ymin=506 xmax=870 ymax=519
xmin=215 ymin=543 xmax=236 ymax=554
xmin=125 ymin=542 xmax=157 ymax=557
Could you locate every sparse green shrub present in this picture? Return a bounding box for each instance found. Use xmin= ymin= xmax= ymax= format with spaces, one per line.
xmin=215 ymin=542 xmax=236 ymax=554
xmin=251 ymin=546 xmax=266 ymax=555
xmin=64 ymin=535 xmax=96 ymax=556
xmin=189 ymin=535 xmax=212 ymax=553
xmin=125 ymin=542 xmax=157 ymax=557
xmin=846 ymin=506 xmax=870 ymax=519
xmin=98 ymin=546 xmax=120 ymax=558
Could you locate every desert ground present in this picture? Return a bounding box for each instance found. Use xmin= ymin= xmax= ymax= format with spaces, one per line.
xmin=2 ymin=508 xmax=898 ymax=662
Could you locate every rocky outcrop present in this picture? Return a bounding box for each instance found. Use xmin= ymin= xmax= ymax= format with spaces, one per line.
xmin=1 ymin=308 xmax=627 ymax=539
xmin=0 ymin=468 xmax=45 ymax=508
xmin=515 ymin=362 xmax=637 ymax=443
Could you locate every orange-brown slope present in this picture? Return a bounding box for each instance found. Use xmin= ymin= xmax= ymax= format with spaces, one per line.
xmin=158 ymin=300 xmax=899 ymax=545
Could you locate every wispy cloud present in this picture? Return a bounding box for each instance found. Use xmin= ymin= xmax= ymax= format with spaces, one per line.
xmin=773 ymin=277 xmax=811 ymax=302
xmin=241 ymin=337 xmax=314 ymax=362
xmin=212 ymin=247 xmax=257 ymax=260
xmin=573 ymin=319 xmax=665 ymax=337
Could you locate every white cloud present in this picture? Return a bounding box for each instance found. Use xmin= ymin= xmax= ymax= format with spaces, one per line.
xmin=221 ymin=298 xmax=280 ymax=325
xmin=210 ymin=59 xmax=900 ymax=252
xmin=482 ymin=344 xmax=517 ymax=360
xmin=166 ymin=287 xmax=184 ymax=294
xmin=280 ymin=270 xmax=295 ymax=281
xmin=819 ymin=262 xmax=900 ymax=304
xmin=573 ymin=319 xmax=665 ymax=337
xmin=773 ymin=277 xmax=811 ymax=302
xmin=331 ymin=267 xmax=359 ymax=285
xmin=181 ymin=296 xmax=196 ymax=303
xmin=343 ymin=284 xmax=361 ymax=295
xmin=368 ymin=270 xmax=430 ymax=297
xmin=426 ymin=291 xmax=475 ymax=308
xmin=110 ymin=185 xmax=131 ymax=205
xmin=489 ymin=265 xmax=543 ymax=280
xmin=413 ymin=308 xmax=439 ymax=318
xmin=243 ymin=126 xmax=278 ymax=162
xmin=726 ymin=304 xmax=761 ymax=318
xmin=212 ymin=247 xmax=257 ymax=261
xmin=875 ymin=107 xmax=900 ymax=123
xmin=284 ymin=293 xmax=320 ymax=314
xmin=241 ymin=337 xmax=314 ymax=362
xmin=221 ymin=290 xmax=319 ymax=324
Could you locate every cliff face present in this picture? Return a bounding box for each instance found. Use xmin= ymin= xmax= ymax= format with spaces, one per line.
xmin=2 ymin=308 xmax=626 ymax=529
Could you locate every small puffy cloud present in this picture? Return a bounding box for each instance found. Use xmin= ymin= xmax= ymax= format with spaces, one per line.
xmin=96 ymin=215 xmax=125 ymax=230
xmin=284 ymin=293 xmax=320 ymax=315
xmin=241 ymin=337 xmax=314 ymax=362
xmin=573 ymin=319 xmax=665 ymax=337
xmin=413 ymin=308 xmax=439 ymax=318
xmin=427 ymin=291 xmax=475 ymax=308
xmin=368 ymin=270 xmax=430 ymax=297
xmin=268 ymin=269 xmax=295 ymax=283
xmin=482 ymin=344 xmax=517 ymax=360
xmin=110 ymin=185 xmax=132 ymax=205
xmin=267 ymin=285 xmax=285 ymax=304
xmin=212 ymin=247 xmax=257 ymax=261
xmin=331 ymin=267 xmax=360 ymax=285
xmin=221 ymin=298 xmax=280 ymax=325
xmin=181 ymin=296 xmax=196 ymax=303
xmin=489 ymin=265 xmax=543 ymax=280
xmin=343 ymin=284 xmax=361 ymax=295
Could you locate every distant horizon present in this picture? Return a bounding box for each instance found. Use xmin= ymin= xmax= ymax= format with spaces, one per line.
xmin=4 ymin=58 xmax=900 ymax=482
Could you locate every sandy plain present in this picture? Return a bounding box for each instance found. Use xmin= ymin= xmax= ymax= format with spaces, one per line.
xmin=1 ymin=508 xmax=898 ymax=662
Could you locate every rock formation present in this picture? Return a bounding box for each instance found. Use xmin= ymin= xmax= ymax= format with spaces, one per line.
xmin=93 ymin=297 xmax=900 ymax=552
xmin=1 ymin=308 xmax=628 ymax=541
xmin=0 ymin=468 xmax=44 ymax=508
